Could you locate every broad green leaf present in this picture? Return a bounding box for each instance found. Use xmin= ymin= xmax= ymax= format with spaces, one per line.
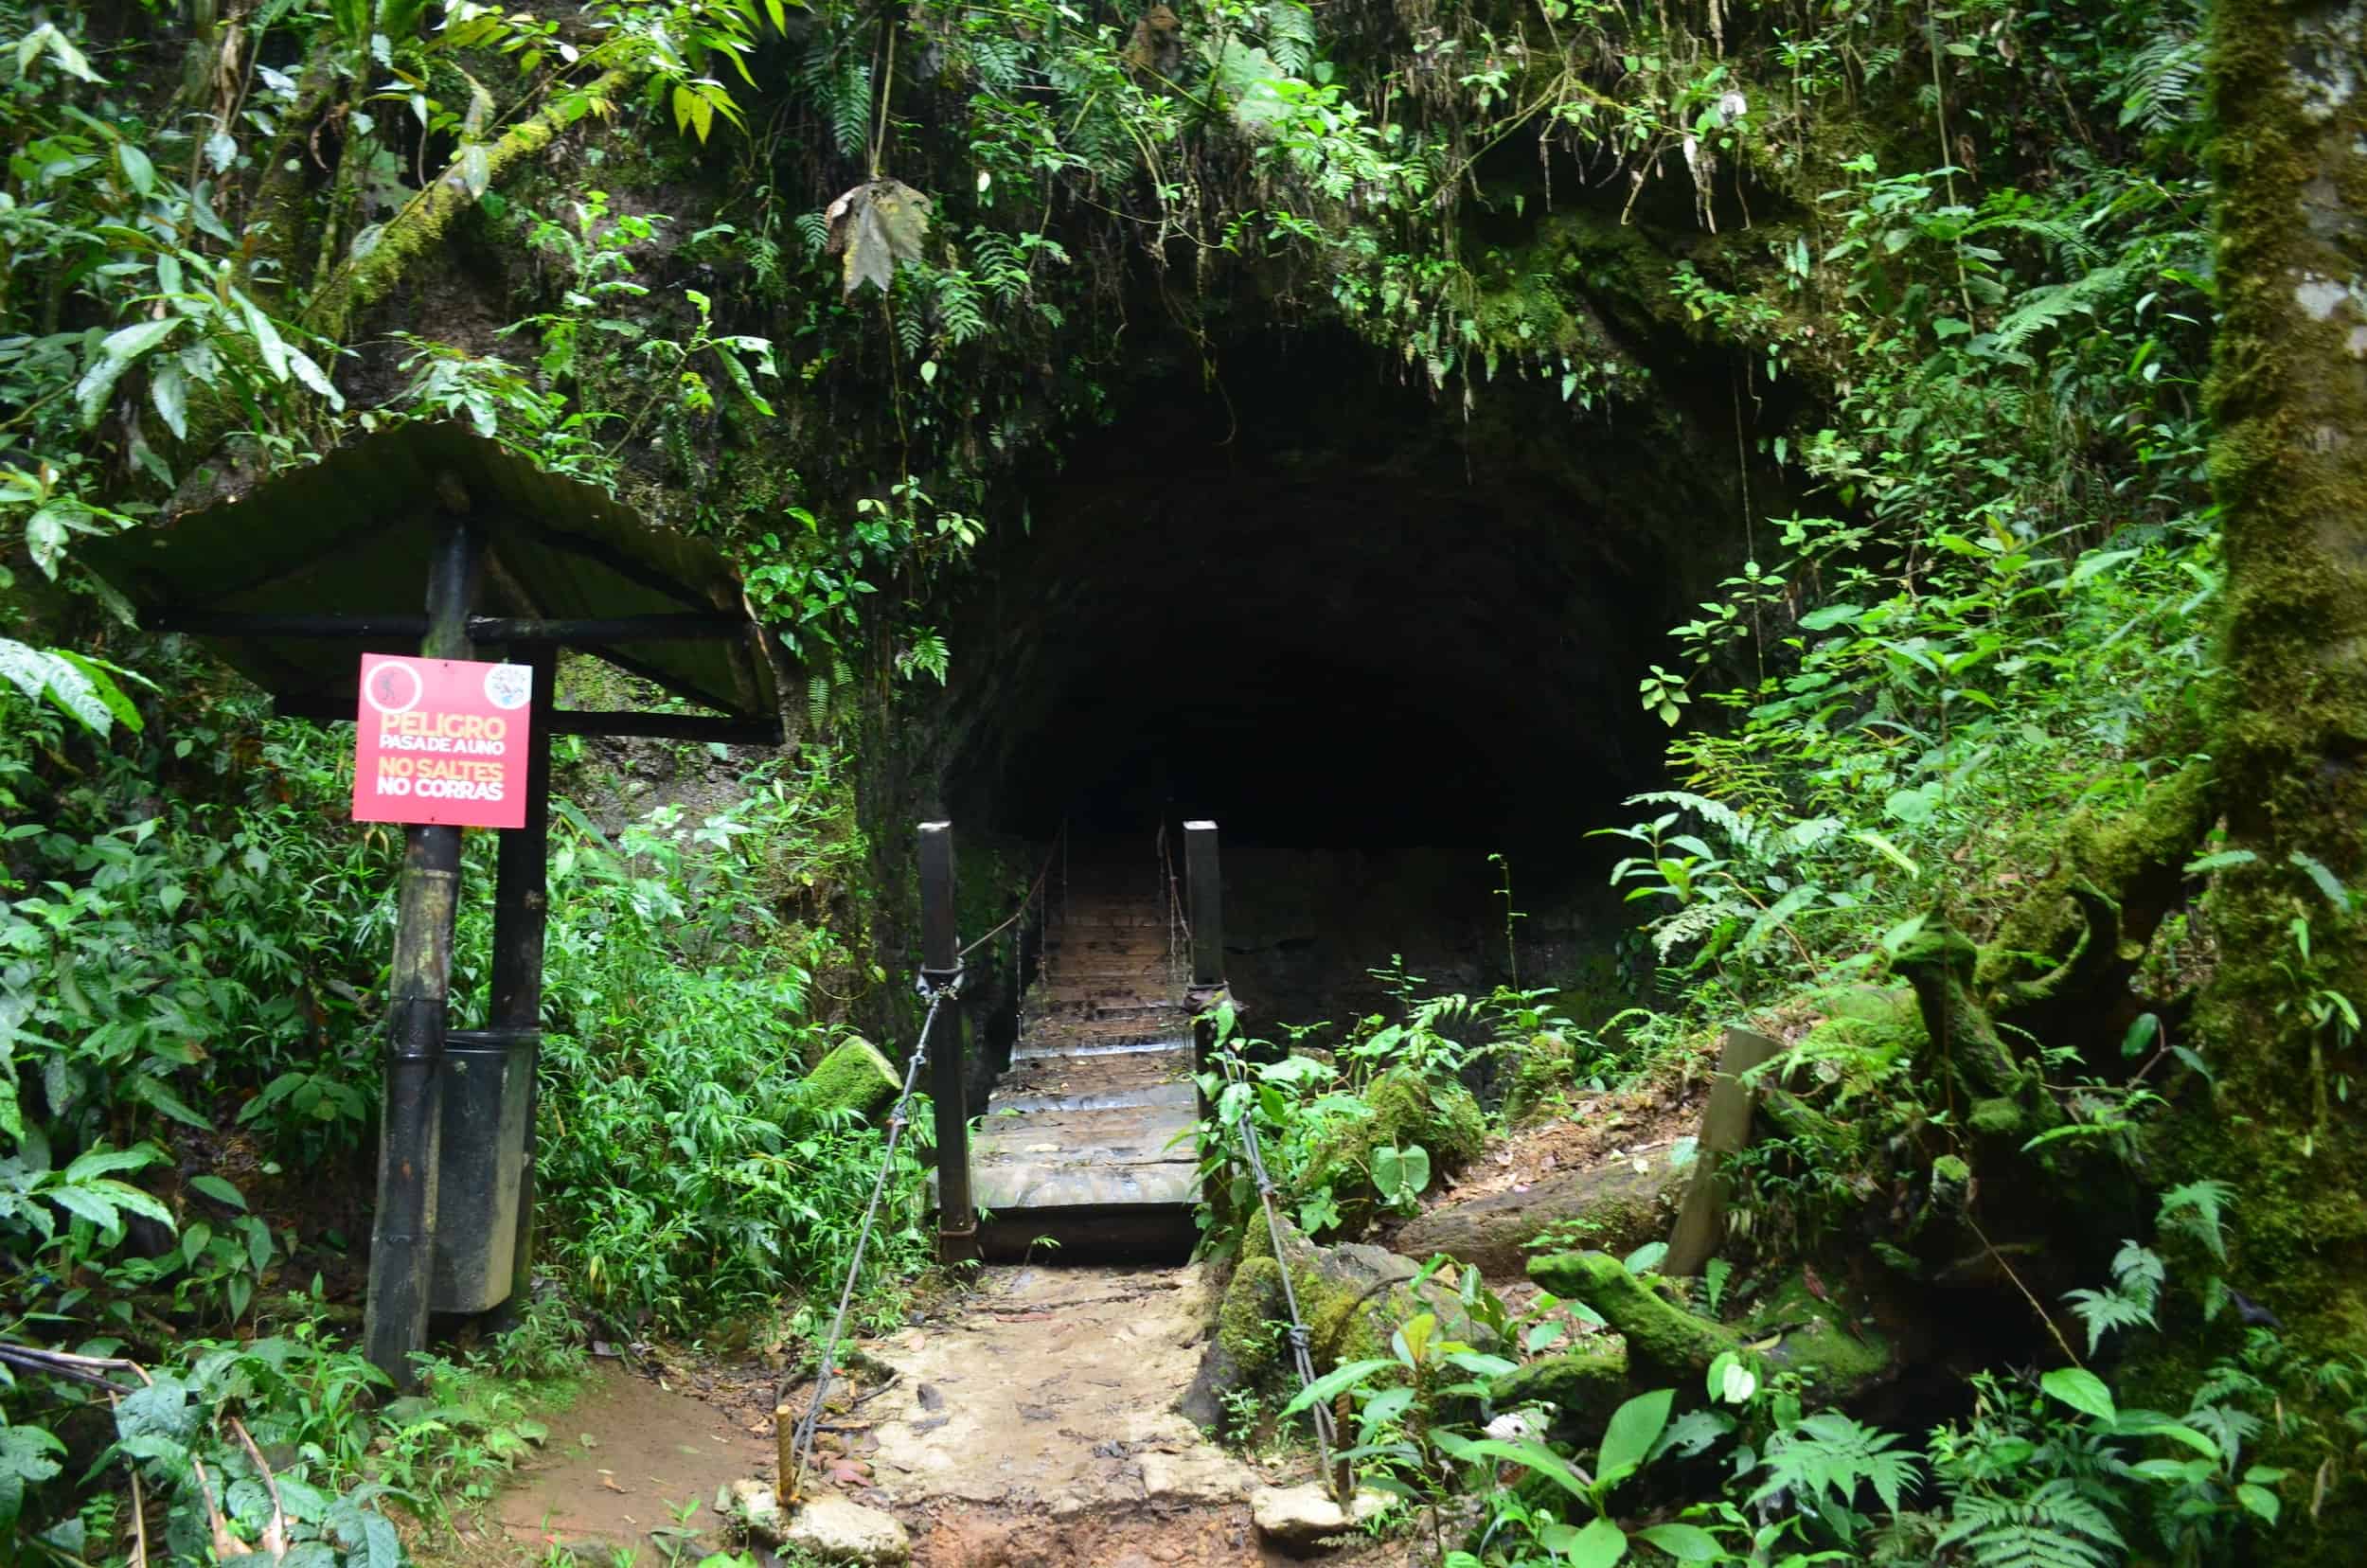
xmin=1566 ymin=1517 xmax=1628 ymax=1568
xmin=1633 ymin=1523 xmax=1723 ymax=1561
xmin=32 ymin=649 xmax=108 ymax=730
xmin=233 ymin=291 xmax=291 ymax=382
xmin=47 ymin=1185 xmax=122 ymax=1231
xmin=86 ymin=1178 xmax=174 ymax=1228
xmin=283 ymin=346 xmax=345 ymax=409
xmin=2039 ymin=1366 xmax=2116 ymax=1423
xmin=0 ymin=1423 xmax=65 ymax=1529
xmin=131 ymin=1074 xmax=212 ymax=1130
xmin=1852 ymin=831 xmax=1921 ymax=879
xmin=62 ymin=1144 xmax=160 ymax=1184
xmin=2110 ymin=1412 xmax=2219 ymax=1460
xmin=0 ymin=638 xmax=59 ymax=703
xmin=75 ymin=318 xmax=183 ymax=426
xmin=1450 ymin=1437 xmax=1595 ymax=1502
xmin=116 ymin=1374 xmax=200 ymax=1444
xmin=189 ymin=1180 xmax=247 ymax=1222
xmin=2066 ymin=548 xmax=2141 ymax=587
xmin=116 ymin=142 xmax=155 ymax=195
xmin=1279 ymin=1358 xmax=1396 ymax=1417
xmin=50 ymin=652 xmax=140 ymax=732
xmin=1598 ymin=1388 xmax=1675 ymax=1483
xmin=1797 ymin=602 xmax=1864 ymax=631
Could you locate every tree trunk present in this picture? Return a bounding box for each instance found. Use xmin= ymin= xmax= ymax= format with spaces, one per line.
xmin=2186 ymin=0 xmax=2367 ymax=1442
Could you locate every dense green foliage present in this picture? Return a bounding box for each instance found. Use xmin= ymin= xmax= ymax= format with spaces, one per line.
xmin=4 ymin=0 xmax=2364 ymax=1563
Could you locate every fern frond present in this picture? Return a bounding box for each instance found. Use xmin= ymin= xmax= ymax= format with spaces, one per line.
xmin=1627 ymin=789 xmax=1769 ymax=859
xmin=1752 ymin=1411 xmax=1923 ymax=1516
xmin=2118 ymin=35 xmax=2204 ymax=134
xmin=831 ymin=58 xmax=873 ymax=159
xmin=2158 ymin=1179 xmax=2233 ymax=1261
xmin=1265 ymin=0 xmax=1318 ymax=77
xmin=1990 ymin=262 xmax=2133 ymax=354
xmin=934 ymin=270 xmax=988 ymax=345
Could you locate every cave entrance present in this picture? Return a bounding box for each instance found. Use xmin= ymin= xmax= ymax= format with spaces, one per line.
xmin=943 ymin=328 xmax=1765 ymax=1025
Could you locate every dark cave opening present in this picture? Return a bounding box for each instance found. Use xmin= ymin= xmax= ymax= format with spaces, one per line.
xmin=929 ymin=327 xmax=1775 ymax=1021
xmin=945 ymin=327 xmax=1765 ymax=861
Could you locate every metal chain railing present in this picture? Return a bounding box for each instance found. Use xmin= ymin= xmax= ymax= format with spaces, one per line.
xmin=1211 ymin=1040 xmax=1347 ymax=1504
xmin=787 ymin=823 xmax=1071 ymax=1497
xmin=787 ymin=979 xmax=954 ymax=1495
xmin=1156 ymin=821 xmax=1194 ymax=1004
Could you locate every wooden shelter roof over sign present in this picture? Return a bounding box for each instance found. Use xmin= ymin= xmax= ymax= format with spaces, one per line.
xmin=85 ymin=422 xmax=782 ymax=741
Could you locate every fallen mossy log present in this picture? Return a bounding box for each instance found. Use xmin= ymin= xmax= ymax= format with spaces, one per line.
xmin=1387 ymin=1153 xmax=1687 ymax=1278
xmin=1524 ymin=1250 xmax=1897 ymax=1408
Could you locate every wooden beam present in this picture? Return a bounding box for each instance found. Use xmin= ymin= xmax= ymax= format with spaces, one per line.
xmin=152 ymin=609 xmax=754 ymax=643
xmin=266 ymin=697 xmax=777 ymax=743
xmin=1664 ymin=1027 xmax=1786 ymax=1277
xmin=1184 ymin=821 xmax=1224 ymax=990
xmin=544 ymin=710 xmax=780 ymax=743
xmin=528 ymin=525 xmax=714 ymax=613
xmin=495 ymin=647 xmax=557 ymax=1315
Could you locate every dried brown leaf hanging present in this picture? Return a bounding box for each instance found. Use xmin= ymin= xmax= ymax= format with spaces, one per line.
xmin=825 ymin=178 xmax=933 ymax=298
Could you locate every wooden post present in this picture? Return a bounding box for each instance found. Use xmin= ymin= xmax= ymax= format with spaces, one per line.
xmin=364 ymin=520 xmax=479 ymax=1384
xmin=919 ymin=823 xmax=976 ymax=1262
xmin=1664 ymin=1027 xmax=1785 ymax=1277
xmin=1184 ymin=822 xmax=1223 ymax=990
xmin=1184 ymin=822 xmax=1224 ymax=1117
xmin=494 ymin=645 xmax=556 ymax=1312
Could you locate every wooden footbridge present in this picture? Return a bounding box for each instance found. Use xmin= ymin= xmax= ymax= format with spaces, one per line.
xmin=925 ymin=824 xmax=1224 ymax=1261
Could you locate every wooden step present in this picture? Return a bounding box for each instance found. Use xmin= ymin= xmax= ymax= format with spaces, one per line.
xmin=938 ymin=858 xmax=1201 ymax=1257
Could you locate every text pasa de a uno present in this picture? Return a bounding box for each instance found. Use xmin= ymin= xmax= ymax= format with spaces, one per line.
xmin=376 ymin=709 xmax=512 ymax=755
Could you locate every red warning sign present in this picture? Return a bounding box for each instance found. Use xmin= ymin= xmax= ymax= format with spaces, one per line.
xmin=352 ymin=653 xmax=534 ymax=829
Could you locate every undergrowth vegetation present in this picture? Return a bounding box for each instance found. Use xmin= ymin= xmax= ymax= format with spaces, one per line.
xmin=4 ymin=0 xmax=2364 ymax=1564
xmin=1 ymin=645 xmax=925 ymax=1554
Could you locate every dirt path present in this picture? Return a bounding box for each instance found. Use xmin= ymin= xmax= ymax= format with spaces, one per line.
xmin=436 ymin=1262 xmax=1412 ymax=1566
xmin=422 ymin=1360 xmax=770 ymax=1561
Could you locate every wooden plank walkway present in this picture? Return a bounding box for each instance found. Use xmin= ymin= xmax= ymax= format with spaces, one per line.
xmin=970 ymin=877 xmax=1201 ymax=1258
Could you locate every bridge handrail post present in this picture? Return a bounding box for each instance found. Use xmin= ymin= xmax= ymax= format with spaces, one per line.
xmin=1183 ymin=821 xmax=1226 ymax=1120
xmin=918 ymin=821 xmax=978 ymax=1263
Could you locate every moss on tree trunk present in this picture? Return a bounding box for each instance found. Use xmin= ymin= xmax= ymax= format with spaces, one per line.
xmin=2177 ymin=0 xmax=2367 ymax=1545
xmin=300 ymin=69 xmax=639 ymax=345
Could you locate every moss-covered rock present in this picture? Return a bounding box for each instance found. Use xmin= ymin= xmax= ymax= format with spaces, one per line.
xmin=1218 ymin=1213 xmax=1498 ymax=1399
xmin=1504 ymin=1031 xmax=1576 ymax=1128
xmin=1490 ymin=1342 xmax=1628 ymax=1431
xmin=1217 ymin=1254 xmax=1291 ymax=1381
xmin=801 ymin=1036 xmax=901 ymax=1119
xmin=1304 ymin=1068 xmax=1487 ymax=1235
xmin=1528 ymin=1251 xmax=1737 ymax=1381
xmin=1796 ymin=986 xmax=1924 ymax=1077
xmin=1745 ymin=1272 xmax=1895 ymax=1401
